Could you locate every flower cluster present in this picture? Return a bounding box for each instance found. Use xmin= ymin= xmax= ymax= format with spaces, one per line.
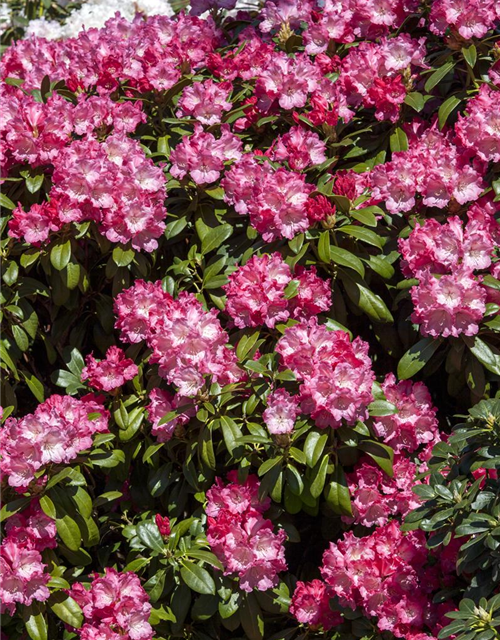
xmin=429 ymin=0 xmax=500 ymax=39
xmin=344 ymin=455 xmax=422 ymax=528
xmin=2 ymin=13 xmax=219 ymax=92
xmin=0 ymin=502 xmax=56 ymax=616
xmin=176 ymin=79 xmax=232 ymax=125
xmin=169 ymin=124 xmax=242 ymax=185
xmin=70 ymin=568 xmax=153 ymax=640
xmin=370 ymin=124 xmax=485 ymax=213
xmin=7 ymin=130 xmax=167 ymax=251
xmin=205 ymin=472 xmax=287 ymax=592
xmin=319 ymin=0 xmax=419 ymax=45
xmin=263 ymin=389 xmax=300 ymax=435
xmin=410 ymin=268 xmax=486 ymax=338
xmin=289 ymin=579 xmax=342 ymax=630
xmin=338 ymin=35 xmax=426 ymax=123
xmin=224 ymin=253 xmax=331 ymax=329
xmin=115 ymin=280 xmax=241 ymax=397
xmin=373 ymin=374 xmax=439 ymax=453
xmin=269 ymin=126 xmax=327 ymax=171
xmin=0 ymin=394 xmax=109 ymax=489
xmin=321 ymin=523 xmax=449 ymax=639
xmin=24 ymin=0 xmax=174 ymax=40
xmin=146 ymin=388 xmax=195 ymax=442
xmin=82 ymin=346 xmax=138 ymax=392
xmin=222 ymin=155 xmax=314 ymax=241
xmin=399 ymin=206 xmax=497 ymax=337
xmin=276 ymin=319 xmax=375 ymax=428
xmin=455 ymin=85 xmax=500 ymax=163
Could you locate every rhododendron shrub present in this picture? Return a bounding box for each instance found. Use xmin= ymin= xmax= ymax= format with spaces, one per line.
xmin=2 ymin=1 xmax=500 ymax=640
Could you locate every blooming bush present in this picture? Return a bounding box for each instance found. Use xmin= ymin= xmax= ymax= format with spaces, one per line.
xmin=1 ymin=1 xmax=500 ymax=640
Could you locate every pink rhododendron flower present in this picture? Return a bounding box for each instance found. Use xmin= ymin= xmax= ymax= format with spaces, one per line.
xmin=429 ymin=0 xmax=500 ymax=39
xmin=5 ymin=500 xmax=57 ymax=553
xmin=170 ymin=124 xmax=242 ymax=185
xmin=455 ymin=84 xmax=500 ymax=163
xmin=306 ymin=195 xmax=336 ymax=223
xmin=370 ymin=124 xmax=485 ymax=213
xmin=0 ymin=503 xmax=56 ymax=615
xmin=81 ymin=346 xmax=138 ymax=392
xmin=410 ymin=268 xmax=487 ymax=338
xmin=155 ymin=514 xmax=171 ymax=538
xmin=49 ymin=134 xmax=167 ymax=252
xmin=373 ymin=374 xmax=439 ymax=453
xmin=321 ymin=522 xmax=453 ymax=639
xmin=276 ymin=319 xmax=375 ymax=428
xmin=399 ymin=212 xmax=495 ymax=278
xmin=146 ymin=388 xmax=195 ymax=442
xmin=270 ymin=126 xmax=327 ymax=171
xmin=1 ymin=13 xmax=220 ymax=93
xmin=177 ymin=79 xmax=232 ymax=125
xmin=115 ymin=280 xmax=242 ymax=396
xmin=0 ymin=539 xmax=50 ymax=616
xmin=222 ymin=154 xmax=314 ymax=241
xmin=344 ymin=455 xmax=423 ymax=527
xmin=255 ymin=53 xmax=321 ymax=111
xmin=290 ymin=579 xmax=342 ymax=629
xmin=206 ymin=472 xmax=287 ymax=591
xmin=0 ymin=394 xmax=109 ymax=489
xmin=263 ymin=389 xmax=300 ymax=435
xmin=223 ymin=253 xmax=331 ymax=328
xmin=9 ymin=201 xmax=61 ymax=245
xmin=337 ymin=36 xmax=426 ymax=123
xmin=70 ymin=568 xmax=153 ymax=640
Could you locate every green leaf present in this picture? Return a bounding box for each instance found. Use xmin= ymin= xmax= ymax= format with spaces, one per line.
xmin=112 ymin=246 xmax=135 ymax=267
xmin=325 ymin=466 xmax=352 ymax=516
xmin=310 ymin=454 xmax=330 ymax=498
xmin=24 ymin=173 xmax=44 ymax=194
xmin=466 ymin=337 xmax=500 ymax=376
xmin=318 ymin=230 xmax=331 ymax=263
xmin=359 ymin=441 xmax=394 ymax=477
xmin=200 ymin=427 xmax=216 ymax=470
xmin=3 ymin=260 xmax=18 ymax=286
xmin=56 ymin=514 xmax=82 ymax=551
xmin=0 ymin=193 xmax=16 ymax=210
xmin=390 ymin=127 xmax=408 ymax=153
xmin=329 ymin=246 xmax=365 ymax=277
xmin=23 ymin=604 xmax=48 ymax=640
xmin=180 ymin=561 xmax=216 ymax=595
xmin=22 ymin=372 xmax=45 ymax=402
xmin=397 ymin=337 xmax=443 ymax=379
xmin=258 ymin=456 xmax=282 ymax=476
xmin=50 ymin=240 xmax=71 ymax=271
xmin=304 ymin=431 xmax=328 ymax=468
xmin=12 ymin=325 xmax=29 ymax=351
xmin=49 ymin=593 xmax=83 ymax=628
xmin=462 ymin=44 xmax=477 ymax=68
xmin=368 ymin=399 xmax=397 ymax=417
xmin=424 ymin=61 xmax=455 ymax=93
xmin=0 ymin=341 xmax=19 ymax=379
xmin=201 ymin=223 xmax=233 ymax=254
xmin=341 ymin=272 xmax=393 ymax=323
xmin=0 ymin=497 xmax=31 ymax=522
xmin=137 ymin=521 xmax=165 ymax=554
xmin=165 ymin=216 xmax=188 ymax=240
xmin=350 ymin=207 xmax=379 ymax=227
xmin=404 ymin=91 xmax=425 ymax=112
xmin=338 ymin=225 xmax=383 ymax=249
xmin=240 ymin=593 xmax=264 ymax=640
xmin=219 ymin=416 xmax=242 ymax=456
xmin=283 ymin=279 xmax=300 ymax=300
xmin=438 ymin=96 xmax=461 ymax=130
